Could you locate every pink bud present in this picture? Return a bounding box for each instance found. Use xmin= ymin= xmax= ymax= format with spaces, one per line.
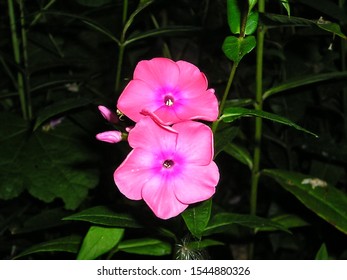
xmin=98 ymin=105 xmax=118 ymax=124
xmin=96 ymin=131 xmax=122 ymax=143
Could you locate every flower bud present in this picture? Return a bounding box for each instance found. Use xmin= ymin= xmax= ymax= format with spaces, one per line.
xmin=96 ymin=131 xmax=122 ymax=143
xmin=98 ymin=105 xmax=118 ymax=124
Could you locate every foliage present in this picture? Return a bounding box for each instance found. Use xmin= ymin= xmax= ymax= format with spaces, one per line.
xmin=1 ymin=0 xmax=347 ymax=260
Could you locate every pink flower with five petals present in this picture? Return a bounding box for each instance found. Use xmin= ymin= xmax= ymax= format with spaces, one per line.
xmin=117 ymin=58 xmax=219 ymax=125
xmin=113 ymin=116 xmax=219 ymax=219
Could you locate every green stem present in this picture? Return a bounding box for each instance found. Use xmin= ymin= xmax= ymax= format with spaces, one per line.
xmin=19 ymin=0 xmax=32 ymax=119
xmin=339 ymin=0 xmax=347 ymax=137
xmin=212 ymin=61 xmax=238 ymax=134
xmin=8 ymin=0 xmax=27 ymax=120
xmin=115 ymin=0 xmax=129 ymax=92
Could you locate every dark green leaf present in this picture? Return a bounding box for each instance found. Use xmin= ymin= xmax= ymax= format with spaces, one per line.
xmin=315 ymin=243 xmax=329 ymax=260
xmin=125 ymin=26 xmax=201 ymax=47
xmin=220 ymin=107 xmax=318 ymax=137
xmin=214 ymin=126 xmax=239 ymax=157
xmin=182 ymin=199 xmax=212 ymax=238
xmin=189 ymin=239 xmax=224 ymax=250
xmin=248 ymin=0 xmax=258 ymax=12
xmin=227 ymin=0 xmax=241 ymax=34
xmin=63 ymin=206 xmax=142 ymax=228
xmin=263 ymin=72 xmax=347 ymax=100
xmin=13 ymin=235 xmax=82 ymax=259
xmin=263 ymin=169 xmax=347 ymax=235
xmin=223 ymin=143 xmax=253 ymax=169
xmin=259 ymin=214 xmax=309 ymax=232
xmin=0 ymin=112 xmax=98 ymax=210
xmin=222 ymin=36 xmax=256 ymax=63
xmin=118 ymin=238 xmax=171 ymax=256
xmin=34 ymin=97 xmax=91 ymax=130
xmin=204 ymin=212 xmax=289 ymax=236
xmin=299 ymin=0 xmax=347 ymax=22
xmin=77 ymin=226 xmax=124 ymax=260
xmin=76 ymin=0 xmax=112 ymax=7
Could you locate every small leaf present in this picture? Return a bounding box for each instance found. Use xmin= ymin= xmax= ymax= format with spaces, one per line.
xmin=259 ymin=214 xmax=309 ymax=232
xmin=222 ymin=36 xmax=256 ymax=63
xmin=280 ymin=0 xmax=291 ymax=16
xmin=63 ymin=206 xmax=142 ymax=228
xmin=118 ymin=238 xmax=171 ymax=256
xmin=13 ymin=235 xmax=82 ymax=259
xmin=263 ymin=169 xmax=347 ymax=235
xmin=245 ymin=10 xmax=259 ymax=35
xmin=227 ymin=0 xmax=241 ymax=34
xmin=220 ymin=107 xmax=318 ymax=137
xmin=248 ymin=0 xmax=258 ymax=12
xmin=77 ymin=226 xmax=124 ymax=260
xmin=204 ymin=212 xmax=289 ymax=236
xmin=214 ymin=126 xmax=239 ymax=157
xmin=315 ymin=243 xmax=329 ymax=260
xmin=182 ymin=199 xmax=212 ymax=238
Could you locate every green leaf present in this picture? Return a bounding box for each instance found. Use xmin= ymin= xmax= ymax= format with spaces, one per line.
xmin=280 ymin=0 xmax=290 ymax=16
xmin=0 ymin=112 xmax=98 ymax=210
xmin=118 ymin=238 xmax=171 ymax=256
xmin=263 ymin=71 xmax=347 ymax=100
xmin=245 ymin=10 xmax=259 ymax=35
xmin=222 ymin=36 xmax=256 ymax=63
xmin=63 ymin=206 xmax=142 ymax=228
xmin=34 ymin=97 xmax=91 ymax=130
xmin=125 ymin=26 xmax=201 ymax=47
xmin=223 ymin=142 xmax=253 ymax=169
xmin=227 ymin=0 xmax=241 ymax=34
xmin=204 ymin=212 xmax=290 ymax=236
xmin=315 ymin=243 xmax=329 ymax=260
xmin=214 ymin=126 xmax=239 ymax=157
xmin=299 ymin=0 xmax=347 ymax=23
xmin=263 ymin=169 xmax=347 ymax=235
xmin=189 ymin=239 xmax=224 ymax=250
xmin=77 ymin=226 xmax=124 ymax=260
xmin=220 ymin=107 xmax=318 ymax=137
xmin=248 ymin=0 xmax=258 ymax=12
xmin=261 ymin=13 xmax=347 ymax=39
xmin=182 ymin=199 xmax=212 ymax=238
xmin=13 ymin=235 xmax=82 ymax=259
xmin=271 ymin=214 xmax=309 ymax=229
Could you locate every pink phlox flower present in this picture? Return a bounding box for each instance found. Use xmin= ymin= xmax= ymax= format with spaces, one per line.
xmin=117 ymin=58 xmax=219 ymax=125
xmin=98 ymin=105 xmax=119 ymax=124
xmin=113 ymin=116 xmax=220 ymax=219
xmin=96 ymin=131 xmax=122 ymax=143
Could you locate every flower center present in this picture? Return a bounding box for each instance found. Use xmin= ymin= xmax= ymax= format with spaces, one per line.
xmin=164 ymin=95 xmax=174 ymax=106
xmin=163 ymin=159 xmax=174 ymax=169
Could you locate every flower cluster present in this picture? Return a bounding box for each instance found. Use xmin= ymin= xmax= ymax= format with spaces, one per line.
xmin=97 ymin=58 xmax=220 ymax=219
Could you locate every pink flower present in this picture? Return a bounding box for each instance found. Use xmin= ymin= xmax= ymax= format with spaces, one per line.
xmin=113 ymin=116 xmax=219 ymax=219
xmin=96 ymin=131 xmax=122 ymax=143
xmin=117 ymin=58 xmax=219 ymax=125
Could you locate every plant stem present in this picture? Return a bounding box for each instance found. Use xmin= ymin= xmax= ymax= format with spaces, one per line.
xmin=8 ymin=0 xmax=27 ymax=120
xmin=122 ymin=0 xmax=128 ymax=26
xmin=212 ymin=61 xmax=238 ymax=134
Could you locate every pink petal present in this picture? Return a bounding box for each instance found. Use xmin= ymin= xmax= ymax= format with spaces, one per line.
xmin=153 ymin=105 xmax=181 ymax=125
xmin=133 ymin=58 xmax=180 ymax=90
xmin=96 ymin=131 xmax=122 ymax=143
xmin=128 ymin=116 xmax=177 ymax=152
xmin=140 ymin=109 xmax=178 ymax=133
xmin=173 ymin=161 xmax=219 ymax=204
xmin=117 ymin=80 xmax=161 ymax=122
xmin=173 ymin=121 xmax=214 ymax=165
xmin=176 ymin=60 xmax=208 ymax=99
xmin=174 ymin=88 xmax=219 ymax=122
xmin=114 ymin=148 xmax=159 ymax=200
xmin=142 ymin=174 xmax=188 ymax=219
xmin=98 ymin=105 xmax=118 ymax=124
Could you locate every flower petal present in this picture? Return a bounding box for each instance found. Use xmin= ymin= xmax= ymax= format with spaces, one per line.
xmin=128 ymin=116 xmax=177 ymax=152
xmin=173 ymin=161 xmax=219 ymax=204
xmin=117 ymin=79 xmax=161 ymax=122
xmin=173 ymin=121 xmax=214 ymax=165
xmin=98 ymin=105 xmax=118 ymax=124
xmin=96 ymin=131 xmax=122 ymax=143
xmin=134 ymin=58 xmax=180 ymax=90
xmin=114 ymin=148 xmax=159 ymax=200
xmin=175 ymin=88 xmax=219 ymax=122
xmin=176 ymin=60 xmax=208 ymax=99
xmin=142 ymin=174 xmax=188 ymax=219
